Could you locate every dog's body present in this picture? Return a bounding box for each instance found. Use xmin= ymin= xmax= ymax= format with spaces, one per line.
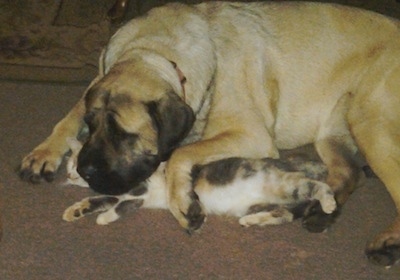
xmin=20 ymin=2 xmax=400 ymax=266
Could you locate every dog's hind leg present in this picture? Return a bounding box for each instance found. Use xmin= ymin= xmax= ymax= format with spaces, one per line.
xmin=303 ymin=138 xmax=362 ymax=233
xmin=302 ymin=139 xmax=360 ymax=232
xmin=303 ymin=93 xmax=362 ymax=233
xmin=353 ymin=127 xmax=400 ymax=267
xmin=349 ymin=66 xmax=400 ymax=267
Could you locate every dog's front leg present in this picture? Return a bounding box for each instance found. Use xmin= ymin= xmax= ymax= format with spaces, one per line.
xmin=166 ymin=154 xmax=205 ymax=233
xmin=19 ymin=77 xmax=101 ymax=183
xmin=166 ymin=131 xmax=279 ymax=232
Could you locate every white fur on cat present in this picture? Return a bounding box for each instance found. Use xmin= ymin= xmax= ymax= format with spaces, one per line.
xmin=65 ymin=137 xmax=89 ymax=188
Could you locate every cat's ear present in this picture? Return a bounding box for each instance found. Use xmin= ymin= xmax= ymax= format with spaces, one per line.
xmin=66 ymin=137 xmax=82 ymax=153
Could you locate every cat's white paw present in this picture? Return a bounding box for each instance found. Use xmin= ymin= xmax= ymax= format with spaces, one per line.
xmin=239 ymin=215 xmax=258 ymax=227
xmin=96 ymin=210 xmax=120 ymax=225
xmin=320 ymin=195 xmax=337 ymax=214
xmin=239 ymin=211 xmax=293 ymax=227
xmin=65 ymin=177 xmax=89 ymax=188
xmin=63 ymin=200 xmax=90 ymax=222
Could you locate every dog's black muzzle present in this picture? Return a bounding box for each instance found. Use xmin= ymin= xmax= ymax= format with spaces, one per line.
xmin=77 ymin=144 xmax=160 ymax=195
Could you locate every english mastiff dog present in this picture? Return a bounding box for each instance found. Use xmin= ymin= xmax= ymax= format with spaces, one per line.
xmin=19 ymin=2 xmax=400 ymax=266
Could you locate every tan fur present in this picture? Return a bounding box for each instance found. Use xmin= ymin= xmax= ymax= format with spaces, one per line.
xmin=20 ymin=2 xmax=400 ymax=264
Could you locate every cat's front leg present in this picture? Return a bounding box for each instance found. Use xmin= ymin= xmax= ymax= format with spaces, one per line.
xmin=63 ymin=196 xmax=120 ymax=222
xmin=96 ymin=198 xmax=144 ymax=225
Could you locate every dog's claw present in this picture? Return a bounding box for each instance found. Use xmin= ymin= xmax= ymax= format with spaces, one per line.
xmin=366 ymin=245 xmax=400 ymax=267
xmin=19 ymin=167 xmax=56 ymax=183
xmin=19 ymin=168 xmax=41 ymax=183
xmin=19 ymin=147 xmax=63 ymax=183
xmin=43 ymin=171 xmax=56 ymax=182
xmin=366 ymin=218 xmax=400 ymax=266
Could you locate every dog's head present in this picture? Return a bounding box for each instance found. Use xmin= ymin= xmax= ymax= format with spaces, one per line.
xmin=77 ymin=60 xmax=195 ymax=195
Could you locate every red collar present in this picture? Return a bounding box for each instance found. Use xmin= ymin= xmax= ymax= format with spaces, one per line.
xmin=170 ymin=61 xmax=187 ymax=102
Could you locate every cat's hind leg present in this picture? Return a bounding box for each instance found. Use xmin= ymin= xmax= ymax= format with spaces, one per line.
xmin=285 ymin=175 xmax=337 ymax=215
xmin=238 ymin=179 xmax=337 ymax=228
xmin=307 ymin=181 xmax=337 ymax=214
xmin=239 ymin=204 xmax=294 ymax=227
xmin=292 ymin=177 xmax=339 ymax=232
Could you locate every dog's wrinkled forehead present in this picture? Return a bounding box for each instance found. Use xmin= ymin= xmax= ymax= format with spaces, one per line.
xmin=85 ymin=85 xmax=149 ymax=128
xmin=85 ymin=86 xmax=129 ymax=118
xmin=84 ymin=85 xmax=159 ymax=155
xmin=84 ymin=60 xmax=173 ymax=123
xmin=91 ymin=59 xmax=173 ymax=101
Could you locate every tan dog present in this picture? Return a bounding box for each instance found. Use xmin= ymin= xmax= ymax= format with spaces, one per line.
xmin=19 ymin=2 xmax=400 ymax=266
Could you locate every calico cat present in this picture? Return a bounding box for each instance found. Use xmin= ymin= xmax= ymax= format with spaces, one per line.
xmin=63 ymin=138 xmax=336 ymax=228
xmin=64 ymin=137 xmax=89 ymax=188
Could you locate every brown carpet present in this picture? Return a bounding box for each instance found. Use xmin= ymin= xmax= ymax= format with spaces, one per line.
xmin=1 ymin=0 xmax=400 ymax=279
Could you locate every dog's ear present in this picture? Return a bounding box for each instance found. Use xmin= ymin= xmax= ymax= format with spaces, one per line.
xmin=147 ymin=92 xmax=195 ymax=161
xmin=85 ymin=86 xmax=110 ymax=110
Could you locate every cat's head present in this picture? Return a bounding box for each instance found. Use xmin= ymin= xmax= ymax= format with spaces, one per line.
xmin=65 ymin=137 xmax=89 ymax=188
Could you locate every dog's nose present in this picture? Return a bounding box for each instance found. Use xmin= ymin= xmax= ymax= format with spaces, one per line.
xmin=77 ymin=164 xmax=97 ymax=181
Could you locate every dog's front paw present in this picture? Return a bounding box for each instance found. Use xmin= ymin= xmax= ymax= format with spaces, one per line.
xmin=185 ymin=198 xmax=206 ymax=233
xmin=170 ymin=191 xmax=206 ymax=233
xmin=19 ymin=144 xmax=64 ymax=183
xmin=62 ymin=199 xmax=91 ymax=222
xmin=366 ymin=218 xmax=400 ymax=267
xmin=302 ymin=200 xmax=340 ymax=233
